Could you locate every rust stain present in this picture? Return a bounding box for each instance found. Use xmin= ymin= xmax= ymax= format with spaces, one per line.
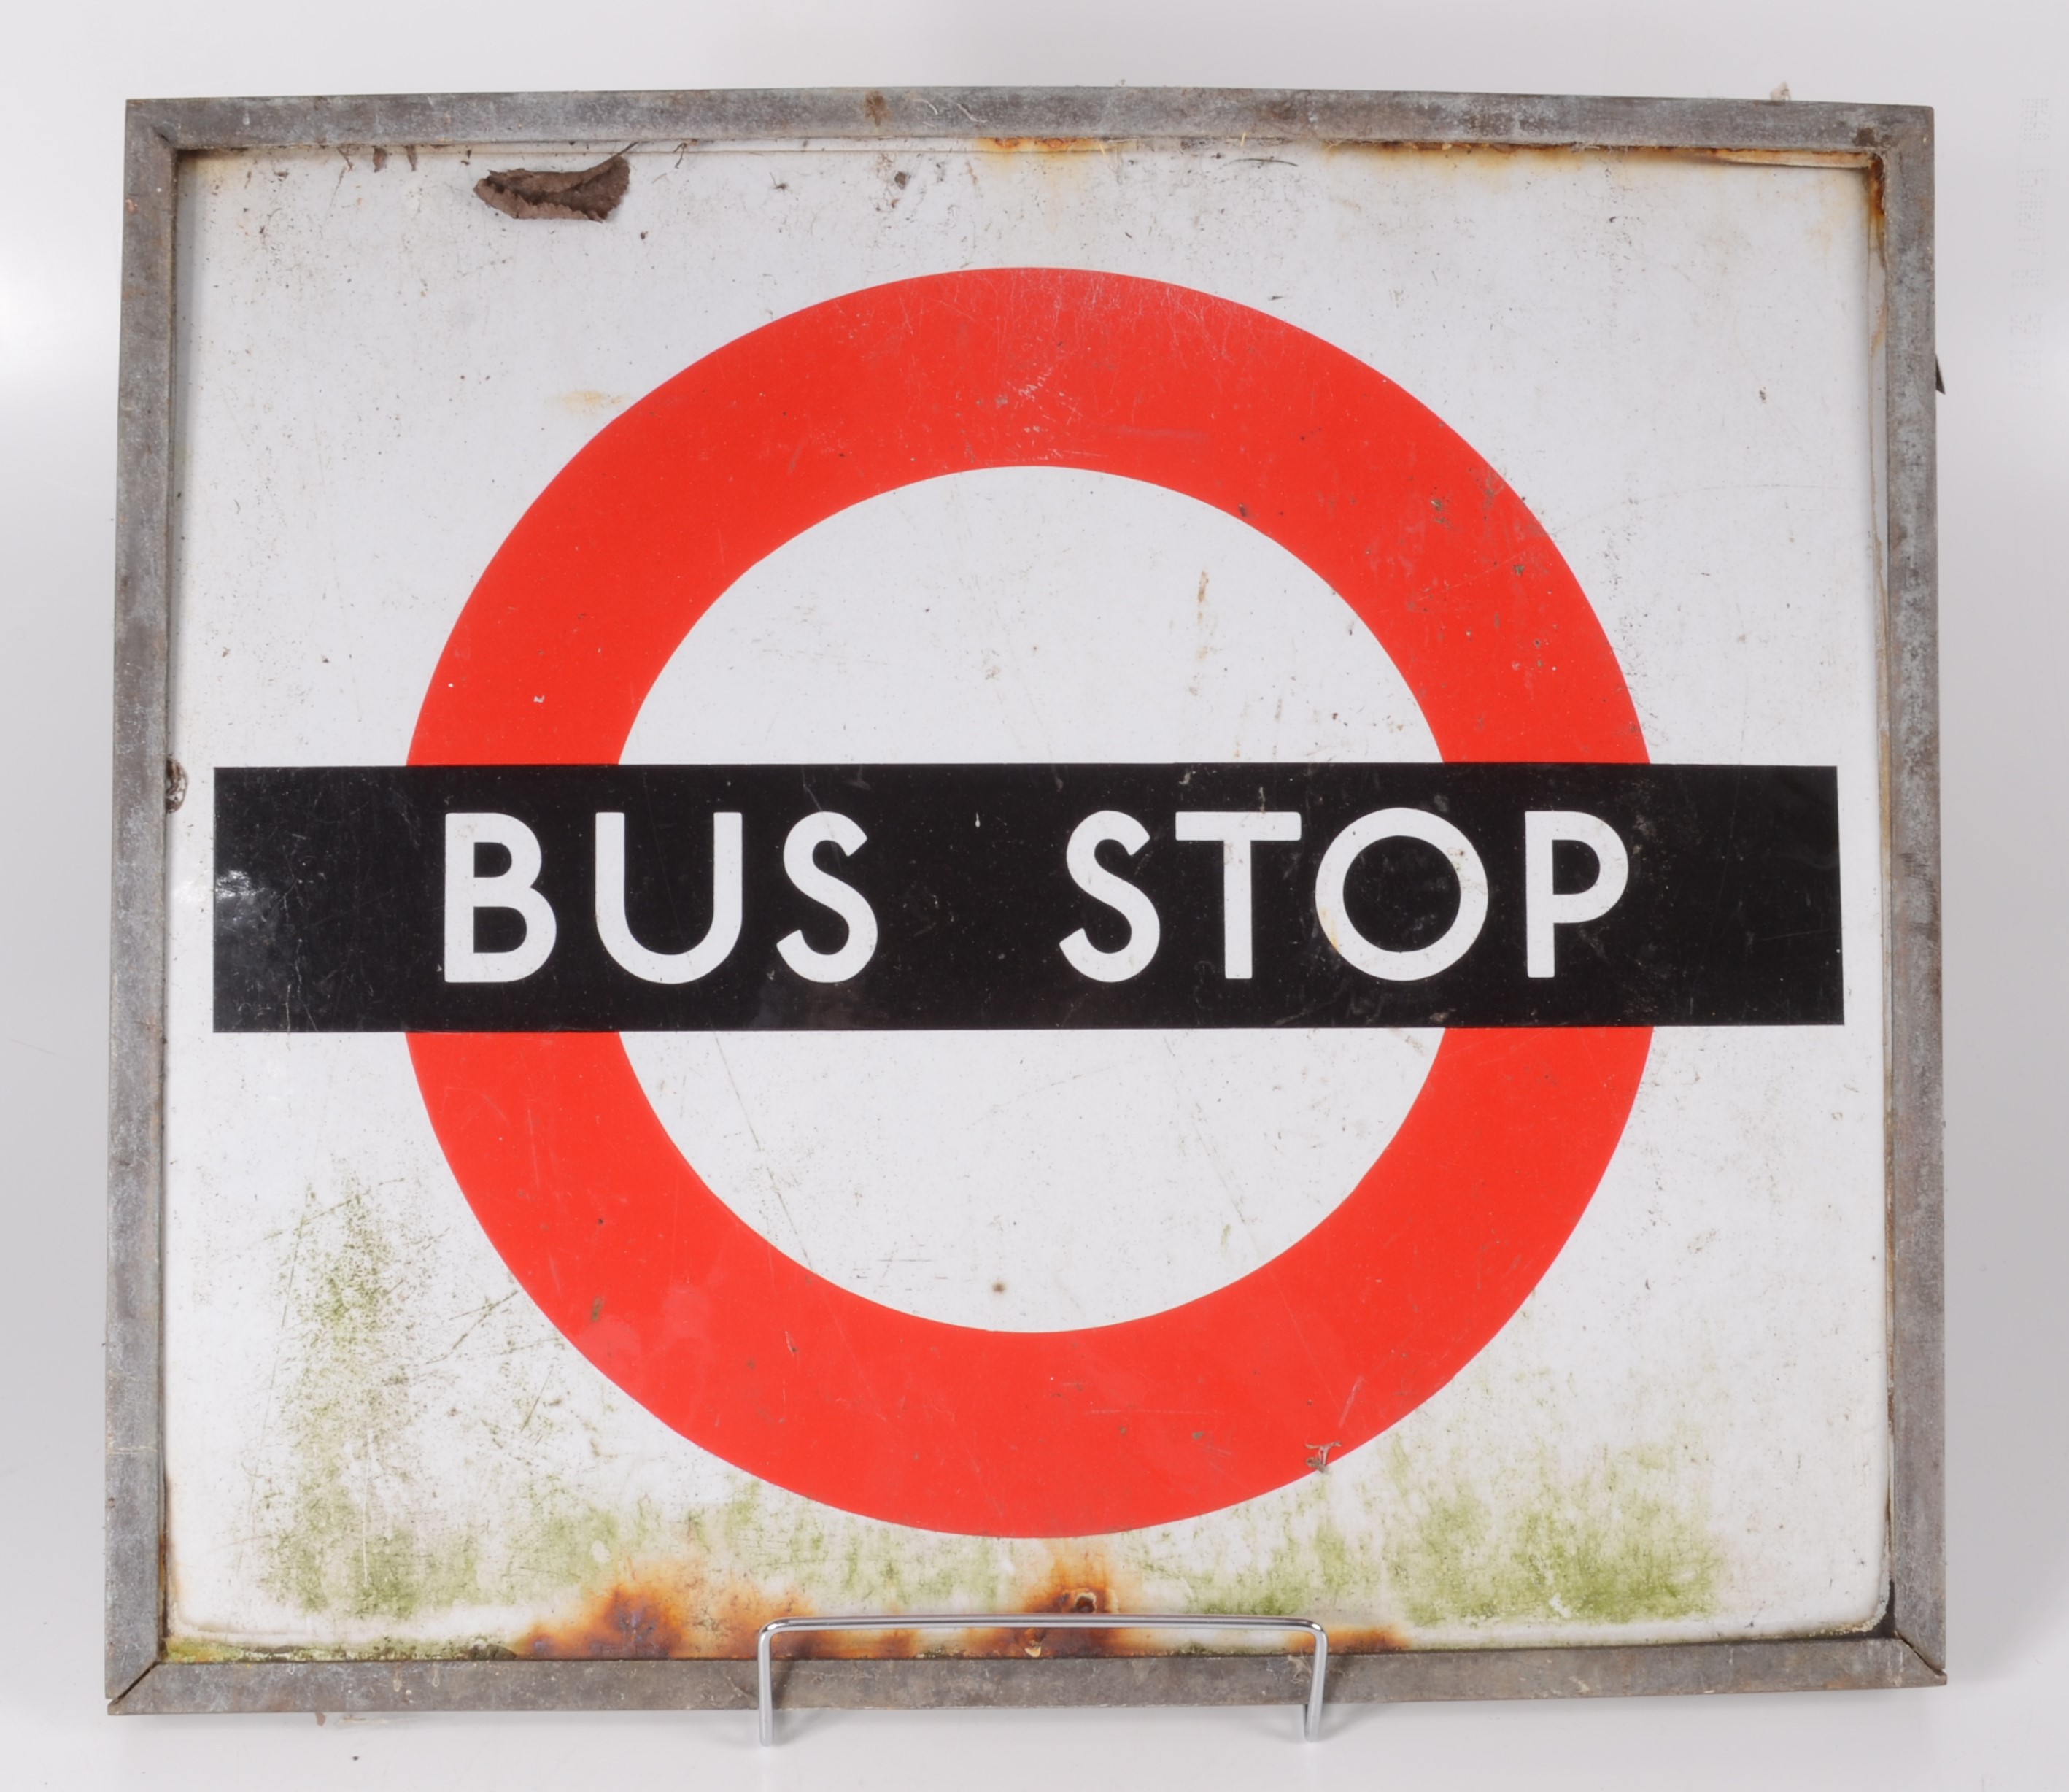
xmin=508 ymin=1542 xmax=1292 ymax=1661
xmin=518 ymin=1585 xmax=688 ymax=1659
xmin=981 ymin=136 xmax=1110 ymax=155
xmin=772 ymin=1547 xmax=1158 ymax=1661
xmin=1326 ymin=1623 xmax=1410 ymax=1654
xmin=862 ymin=91 xmax=890 ymax=128
xmin=516 ymin=1558 xmax=808 ymax=1659
xmin=510 ymin=1542 xmax=1404 ymax=1663
xmin=987 ymin=1550 xmax=1137 ymax=1659
xmin=1707 ymin=147 xmax=1878 ymax=170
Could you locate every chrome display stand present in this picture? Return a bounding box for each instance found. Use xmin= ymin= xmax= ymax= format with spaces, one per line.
xmin=757 ymin=1613 xmax=1330 ymax=1745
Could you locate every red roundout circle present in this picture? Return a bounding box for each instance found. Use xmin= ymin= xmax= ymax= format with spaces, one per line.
xmin=409 ymin=269 xmax=1651 ymax=1536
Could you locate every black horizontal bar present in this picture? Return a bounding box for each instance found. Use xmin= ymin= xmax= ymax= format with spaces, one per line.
xmin=213 ymin=762 xmax=1841 ymax=1032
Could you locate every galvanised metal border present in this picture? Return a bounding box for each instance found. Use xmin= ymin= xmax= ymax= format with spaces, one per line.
xmin=106 ymin=86 xmax=1942 ymax=1717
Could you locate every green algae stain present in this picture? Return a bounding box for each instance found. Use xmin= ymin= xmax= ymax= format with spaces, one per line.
xmin=1150 ymin=1519 xmax=1372 ymax=1618
xmin=228 ymin=1180 xmax=1720 ymax=1655
xmin=250 ymin=1183 xmax=690 ymax=1633
xmin=503 ymin=1491 xmax=675 ymax=1604
xmin=1131 ymin=1477 xmax=1385 ymax=1620
xmin=258 ymin=1183 xmax=480 ymax=1623
xmin=690 ymin=1479 xmax=1013 ymax=1615
xmin=1383 ymin=1440 xmax=1722 ymax=1629
xmin=165 ymin=1631 xmax=522 ymax=1664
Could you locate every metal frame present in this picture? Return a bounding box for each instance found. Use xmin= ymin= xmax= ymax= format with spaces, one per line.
xmin=106 ymin=86 xmax=1943 ymax=1717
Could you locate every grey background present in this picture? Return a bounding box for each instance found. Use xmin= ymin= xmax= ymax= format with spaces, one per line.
xmin=3 ymin=2 xmax=2062 ymax=1785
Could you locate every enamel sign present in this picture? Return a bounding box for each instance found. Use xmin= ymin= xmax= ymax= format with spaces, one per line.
xmin=135 ymin=97 xmax=1929 ymax=1694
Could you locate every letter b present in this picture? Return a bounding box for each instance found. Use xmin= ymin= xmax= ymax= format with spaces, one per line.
xmin=444 ymin=812 xmax=557 ymax=984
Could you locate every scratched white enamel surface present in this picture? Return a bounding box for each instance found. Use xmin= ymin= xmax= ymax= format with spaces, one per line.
xmin=624 ymin=468 xmax=1438 ymax=1332
xmin=161 ymin=141 xmax=1889 ymax=1653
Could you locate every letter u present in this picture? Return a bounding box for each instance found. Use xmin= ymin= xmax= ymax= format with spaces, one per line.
xmin=594 ymin=811 xmax=743 ymax=983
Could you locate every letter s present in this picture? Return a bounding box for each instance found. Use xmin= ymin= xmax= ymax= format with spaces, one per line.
xmin=1059 ymin=810 xmax=1161 ymax=983
xmin=777 ymin=813 xmax=878 ymax=984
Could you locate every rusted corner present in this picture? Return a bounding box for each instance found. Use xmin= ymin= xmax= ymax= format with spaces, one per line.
xmin=474 ymin=152 xmax=628 ymax=222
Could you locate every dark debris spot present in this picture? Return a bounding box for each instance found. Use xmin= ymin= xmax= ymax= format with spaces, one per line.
xmin=475 ymin=154 xmax=630 ymax=222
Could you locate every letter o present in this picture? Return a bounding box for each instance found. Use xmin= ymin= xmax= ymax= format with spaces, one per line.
xmin=1314 ymin=808 xmax=1489 ymax=981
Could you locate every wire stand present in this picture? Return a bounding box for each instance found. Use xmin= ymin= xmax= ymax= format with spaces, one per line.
xmin=756 ymin=1610 xmax=1329 ymax=1745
